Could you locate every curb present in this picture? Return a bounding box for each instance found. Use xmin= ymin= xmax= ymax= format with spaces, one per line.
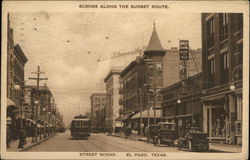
xmin=19 ymin=135 xmax=57 ymax=152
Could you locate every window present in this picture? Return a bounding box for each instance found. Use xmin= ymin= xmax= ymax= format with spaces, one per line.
xmin=209 ymin=58 xmax=215 ymax=74
xmin=220 ymin=52 xmax=229 ymax=84
xmin=207 ymin=18 xmax=215 ymax=48
xmin=237 ymin=13 xmax=243 ymax=31
xmin=149 ymin=90 xmax=154 ymax=102
xmin=220 ymin=13 xmax=229 ymax=41
xmin=208 ymin=58 xmax=215 ymax=87
xmin=223 ymin=52 xmax=229 ymax=69
xmin=156 ymin=64 xmax=163 ymax=77
xmin=148 ymin=64 xmax=154 ymax=76
xmin=237 ymin=43 xmax=243 ymax=65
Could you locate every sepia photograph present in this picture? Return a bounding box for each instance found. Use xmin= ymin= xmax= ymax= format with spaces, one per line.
xmin=1 ymin=1 xmax=249 ymax=159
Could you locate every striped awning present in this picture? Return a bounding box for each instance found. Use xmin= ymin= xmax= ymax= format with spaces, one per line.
xmin=131 ymin=110 xmax=161 ymax=119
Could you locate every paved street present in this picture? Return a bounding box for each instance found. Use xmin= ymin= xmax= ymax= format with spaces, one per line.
xmin=27 ymin=130 xmax=183 ymax=152
xmin=25 ymin=130 xmax=234 ymax=152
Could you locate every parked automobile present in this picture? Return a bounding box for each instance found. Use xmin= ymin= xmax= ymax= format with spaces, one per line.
xmin=149 ymin=122 xmax=176 ymax=147
xmin=178 ymin=127 xmax=209 ymax=151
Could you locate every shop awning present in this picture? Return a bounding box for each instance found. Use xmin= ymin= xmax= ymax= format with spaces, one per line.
xmin=26 ymin=119 xmax=36 ymax=125
xmin=131 ymin=110 xmax=161 ymax=119
xmin=115 ymin=116 xmax=123 ymax=121
xmin=119 ymin=113 xmax=133 ymax=121
xmin=7 ymin=98 xmax=16 ymax=107
xmin=176 ymin=114 xmax=192 ymax=118
xmin=201 ymin=93 xmax=226 ymax=102
xmin=162 ymin=116 xmax=176 ymax=120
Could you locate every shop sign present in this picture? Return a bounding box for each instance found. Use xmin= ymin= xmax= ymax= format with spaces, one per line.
xmin=179 ymin=40 xmax=189 ymax=60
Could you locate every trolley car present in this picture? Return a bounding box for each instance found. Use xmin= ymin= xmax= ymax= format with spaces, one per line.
xmin=70 ymin=115 xmax=91 ymax=139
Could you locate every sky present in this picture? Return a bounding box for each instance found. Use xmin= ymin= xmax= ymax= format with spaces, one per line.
xmin=10 ymin=12 xmax=201 ymax=126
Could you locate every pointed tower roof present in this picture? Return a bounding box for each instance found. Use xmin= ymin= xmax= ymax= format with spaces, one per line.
xmin=145 ymin=22 xmax=165 ymax=52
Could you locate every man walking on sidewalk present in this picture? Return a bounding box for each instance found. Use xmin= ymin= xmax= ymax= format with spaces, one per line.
xmin=18 ymin=127 xmax=26 ymax=148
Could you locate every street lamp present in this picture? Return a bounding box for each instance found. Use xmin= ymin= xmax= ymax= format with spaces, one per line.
xmin=33 ymin=100 xmax=39 ymax=142
xmin=14 ymin=84 xmax=22 ymax=127
xmin=42 ymin=107 xmax=46 ymax=138
xmin=177 ymin=98 xmax=181 ymax=104
xmin=48 ymin=111 xmax=51 ymax=136
xmin=230 ymin=64 xmax=243 ymax=91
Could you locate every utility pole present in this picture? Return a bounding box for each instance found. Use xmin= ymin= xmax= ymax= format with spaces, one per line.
xmin=139 ymin=88 xmax=143 ymax=137
xmin=153 ymin=63 xmax=157 ymax=125
xmin=29 ymin=66 xmax=48 ymax=142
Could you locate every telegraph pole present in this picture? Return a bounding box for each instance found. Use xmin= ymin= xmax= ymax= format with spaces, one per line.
xmin=139 ymin=88 xmax=143 ymax=137
xmin=29 ymin=66 xmax=48 ymax=142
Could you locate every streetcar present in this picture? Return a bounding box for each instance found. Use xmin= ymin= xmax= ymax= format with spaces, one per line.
xmin=70 ymin=115 xmax=91 ymax=139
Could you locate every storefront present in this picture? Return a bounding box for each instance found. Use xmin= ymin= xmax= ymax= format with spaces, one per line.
xmin=161 ymin=73 xmax=203 ymax=138
xmin=202 ymin=82 xmax=242 ymax=145
xmin=7 ymin=98 xmax=18 ymax=140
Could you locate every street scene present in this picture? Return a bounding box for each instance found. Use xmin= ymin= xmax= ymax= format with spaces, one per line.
xmin=4 ymin=10 xmax=243 ymax=154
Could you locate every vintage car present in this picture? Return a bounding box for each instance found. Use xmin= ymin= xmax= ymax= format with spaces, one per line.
xmin=149 ymin=122 xmax=176 ymax=147
xmin=178 ymin=127 xmax=209 ymax=151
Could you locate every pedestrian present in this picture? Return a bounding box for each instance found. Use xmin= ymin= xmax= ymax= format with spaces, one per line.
xmin=7 ymin=125 xmax=12 ymax=148
xmin=18 ymin=127 xmax=25 ymax=148
xmin=6 ymin=117 xmax=12 ymax=148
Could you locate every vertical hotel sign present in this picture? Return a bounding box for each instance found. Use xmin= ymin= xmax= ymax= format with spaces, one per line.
xmin=179 ymin=40 xmax=189 ymax=60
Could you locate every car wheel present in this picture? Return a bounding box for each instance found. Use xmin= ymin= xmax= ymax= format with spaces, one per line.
xmin=187 ymin=140 xmax=192 ymax=152
xmin=178 ymin=141 xmax=182 ymax=150
xmin=157 ymin=138 xmax=161 ymax=147
xmin=171 ymin=141 xmax=174 ymax=147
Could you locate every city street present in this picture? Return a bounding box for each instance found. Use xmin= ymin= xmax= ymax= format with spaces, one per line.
xmin=25 ymin=130 xmax=232 ymax=152
xmin=27 ymin=130 xmax=183 ymax=152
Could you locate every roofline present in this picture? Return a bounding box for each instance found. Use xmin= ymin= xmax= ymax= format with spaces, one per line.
xmin=120 ymin=60 xmax=138 ymax=77
xmin=90 ymin=93 xmax=106 ymax=99
xmin=160 ymin=72 xmax=203 ymax=94
xmin=24 ymin=85 xmax=51 ymax=92
xmin=104 ymin=69 xmax=122 ymax=83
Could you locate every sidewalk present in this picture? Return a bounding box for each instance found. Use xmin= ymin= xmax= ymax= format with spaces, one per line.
xmin=209 ymin=143 xmax=242 ymax=153
xmin=137 ymin=137 xmax=241 ymax=153
xmin=112 ymin=134 xmax=242 ymax=153
xmin=7 ymin=135 xmax=53 ymax=152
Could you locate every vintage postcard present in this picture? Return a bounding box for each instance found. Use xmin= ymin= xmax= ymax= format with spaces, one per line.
xmin=1 ymin=0 xmax=249 ymax=159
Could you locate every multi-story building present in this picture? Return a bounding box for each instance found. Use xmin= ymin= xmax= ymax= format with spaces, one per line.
xmin=201 ymin=13 xmax=243 ymax=145
xmin=163 ymin=47 xmax=201 ymax=87
xmin=104 ymin=69 xmax=122 ymax=133
xmin=120 ymin=24 xmax=166 ymax=134
xmin=7 ymin=14 xmax=28 ymax=140
xmin=110 ymin=48 xmax=142 ymax=69
xmin=90 ymin=93 xmax=106 ymax=132
xmin=24 ymin=85 xmax=53 ymax=122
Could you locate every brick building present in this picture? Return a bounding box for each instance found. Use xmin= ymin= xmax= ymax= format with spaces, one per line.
xmin=90 ymin=93 xmax=106 ymax=132
xmin=163 ymin=47 xmax=201 ymax=87
xmin=201 ymin=13 xmax=243 ymax=145
xmin=7 ymin=14 xmax=28 ymax=140
xmin=120 ymin=24 xmax=165 ymax=134
xmin=160 ymin=73 xmax=203 ymax=137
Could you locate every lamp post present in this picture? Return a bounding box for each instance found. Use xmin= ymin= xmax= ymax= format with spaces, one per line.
xmin=32 ymin=100 xmax=39 ymax=143
xmin=14 ymin=84 xmax=22 ymax=129
xmin=42 ymin=107 xmax=46 ymax=138
xmin=229 ymin=64 xmax=243 ymax=91
xmin=48 ymin=112 xmax=51 ymax=136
